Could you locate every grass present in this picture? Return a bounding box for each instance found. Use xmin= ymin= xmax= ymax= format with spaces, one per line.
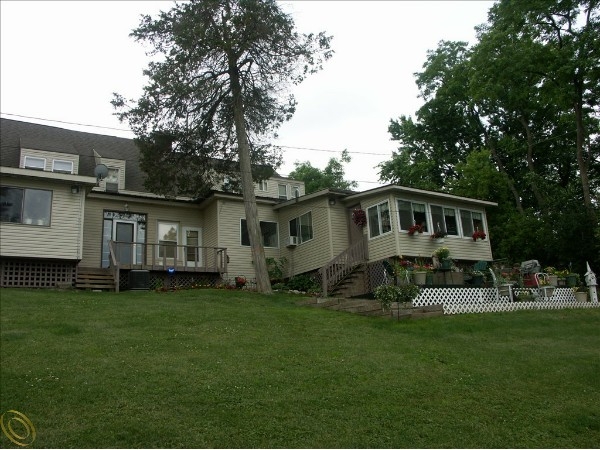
xmin=1 ymin=288 xmax=599 ymax=448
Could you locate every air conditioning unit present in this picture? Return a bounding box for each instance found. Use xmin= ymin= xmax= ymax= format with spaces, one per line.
xmin=105 ymin=182 xmax=119 ymax=193
xmin=128 ymin=270 xmax=150 ymax=290
xmin=286 ymin=236 xmax=299 ymax=247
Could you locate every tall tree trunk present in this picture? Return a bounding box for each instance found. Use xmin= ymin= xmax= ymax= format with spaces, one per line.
xmin=519 ymin=115 xmax=545 ymax=208
xmin=574 ymin=97 xmax=592 ymax=211
xmin=228 ymin=59 xmax=272 ymax=294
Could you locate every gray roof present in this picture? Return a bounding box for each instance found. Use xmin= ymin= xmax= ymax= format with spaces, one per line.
xmin=1 ymin=118 xmax=147 ymax=192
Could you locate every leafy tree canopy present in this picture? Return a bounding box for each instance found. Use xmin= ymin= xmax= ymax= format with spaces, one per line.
xmin=288 ymin=149 xmax=358 ymax=194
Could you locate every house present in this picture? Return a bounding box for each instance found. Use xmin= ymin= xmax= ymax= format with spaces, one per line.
xmin=0 ymin=118 xmax=497 ymax=294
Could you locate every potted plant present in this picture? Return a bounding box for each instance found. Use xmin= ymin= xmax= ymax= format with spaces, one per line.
xmin=565 ymin=272 xmax=580 ymax=288
xmin=544 ymin=266 xmax=558 ymax=286
xmin=433 ymin=247 xmax=451 ymax=270
xmin=537 ymin=274 xmax=555 ymax=298
xmin=412 ymin=259 xmax=432 ymax=285
xmin=472 ymin=228 xmax=486 ymax=241
xmin=235 ymin=276 xmax=246 ymax=289
xmin=555 ymin=269 xmax=569 ymax=286
xmin=470 ymin=270 xmax=485 ymax=286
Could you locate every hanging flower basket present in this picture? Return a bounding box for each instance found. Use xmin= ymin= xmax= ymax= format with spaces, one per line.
xmin=352 ymin=209 xmax=367 ymax=227
xmin=235 ymin=276 xmax=246 ymax=289
xmin=472 ymin=229 xmax=487 ymax=241
xmin=407 ymin=224 xmax=424 ymax=235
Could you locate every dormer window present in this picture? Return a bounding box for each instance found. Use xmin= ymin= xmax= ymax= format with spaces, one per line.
xmin=105 ymin=168 xmax=119 ymax=192
xmin=23 ymin=156 xmax=45 ymax=170
xmin=52 ymin=160 xmax=74 ymax=174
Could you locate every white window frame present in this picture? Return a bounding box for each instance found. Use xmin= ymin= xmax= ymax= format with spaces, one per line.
xmin=278 ymin=184 xmax=288 ymax=200
xmin=257 ymin=180 xmax=268 ymax=192
xmin=157 ymin=221 xmax=179 ymax=259
xmin=52 ymin=159 xmax=74 ymax=174
xmin=430 ymin=204 xmax=459 ymax=236
xmin=459 ymin=209 xmax=485 ymax=239
xmin=23 ymin=156 xmax=46 ymax=171
xmin=367 ymin=201 xmax=392 ymax=239
xmin=292 ymin=186 xmax=300 ymax=198
xmin=289 ymin=211 xmax=313 ymax=244
xmin=397 ymin=199 xmax=429 ymax=234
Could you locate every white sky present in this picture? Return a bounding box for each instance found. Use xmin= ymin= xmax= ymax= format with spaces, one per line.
xmin=0 ymin=1 xmax=494 ymax=190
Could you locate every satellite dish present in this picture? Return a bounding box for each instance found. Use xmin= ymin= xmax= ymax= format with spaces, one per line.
xmin=94 ymin=164 xmax=109 ymax=181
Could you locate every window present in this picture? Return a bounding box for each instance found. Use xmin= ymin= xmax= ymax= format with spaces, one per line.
xmin=367 ymin=201 xmax=391 ymax=238
xmin=289 ymin=211 xmax=313 ymax=243
xmin=257 ymin=180 xmax=268 ymax=191
xmin=278 ymin=184 xmax=288 ymax=200
xmin=430 ymin=205 xmax=458 ymax=236
xmin=241 ymin=219 xmax=278 ymax=247
xmin=292 ymin=186 xmax=300 ymax=198
xmin=397 ymin=200 xmax=429 ymax=233
xmin=52 ymin=160 xmax=74 ymax=174
xmin=0 ymin=186 xmax=52 ymax=226
xmin=460 ymin=210 xmax=484 ymax=237
xmin=23 ymin=156 xmax=45 ymax=170
xmin=158 ymin=222 xmax=178 ymax=258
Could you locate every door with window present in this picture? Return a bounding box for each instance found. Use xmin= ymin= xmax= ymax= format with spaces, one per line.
xmin=115 ymin=221 xmax=135 ymax=265
xmin=183 ymin=227 xmax=202 ymax=267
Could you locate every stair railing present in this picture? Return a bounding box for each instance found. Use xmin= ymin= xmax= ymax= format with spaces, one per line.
xmin=320 ymin=236 xmax=367 ymax=297
xmin=108 ymin=240 xmax=120 ymax=293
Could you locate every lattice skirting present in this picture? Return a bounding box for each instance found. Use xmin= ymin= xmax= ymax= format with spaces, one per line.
xmin=0 ymin=258 xmax=77 ymax=288
xmin=120 ymin=270 xmax=222 ymax=291
xmin=414 ymin=287 xmax=599 ymax=315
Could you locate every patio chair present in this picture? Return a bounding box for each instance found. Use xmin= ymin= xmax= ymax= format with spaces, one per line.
xmin=382 ymin=260 xmax=395 ymax=285
xmin=488 ymin=268 xmax=513 ymax=301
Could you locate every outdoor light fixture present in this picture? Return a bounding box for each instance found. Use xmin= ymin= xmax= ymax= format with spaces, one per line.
xmin=328 ymin=198 xmax=336 ymax=206
xmin=70 ymin=185 xmax=80 ymax=194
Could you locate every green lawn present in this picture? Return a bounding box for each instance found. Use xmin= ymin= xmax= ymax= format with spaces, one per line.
xmin=1 ymin=288 xmax=599 ymax=448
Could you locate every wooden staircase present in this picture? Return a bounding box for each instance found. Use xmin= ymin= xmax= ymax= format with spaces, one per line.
xmin=329 ymin=264 xmax=367 ymax=298
xmin=297 ymin=297 xmax=444 ymax=320
xmin=76 ymin=267 xmax=116 ymax=291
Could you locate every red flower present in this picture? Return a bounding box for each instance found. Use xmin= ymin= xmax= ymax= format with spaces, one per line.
xmin=352 ymin=209 xmax=367 ymax=227
xmin=472 ymin=230 xmax=487 ymax=241
xmin=407 ymin=224 xmax=424 ymax=235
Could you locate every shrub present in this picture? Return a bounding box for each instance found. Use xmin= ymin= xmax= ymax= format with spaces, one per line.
xmin=286 ymin=275 xmax=319 ymax=292
xmin=374 ymin=283 xmax=420 ymax=311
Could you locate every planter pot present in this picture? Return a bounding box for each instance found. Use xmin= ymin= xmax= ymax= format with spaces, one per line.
xmin=413 ymin=271 xmax=427 ymax=285
xmin=565 ymin=274 xmax=578 ymax=287
xmin=540 ymin=286 xmax=555 ymax=298
xmin=445 ymin=271 xmax=464 ymax=285
xmin=557 ymin=278 xmax=566 ymax=287
xmin=440 ymin=259 xmax=452 ymax=270
xmin=435 ymin=238 xmax=445 ymax=244
xmin=575 ymin=291 xmax=588 ymax=302
xmin=547 ymin=275 xmax=558 ymax=286
xmin=472 ymin=274 xmax=484 ymax=286
xmin=425 ymin=272 xmax=434 ymax=285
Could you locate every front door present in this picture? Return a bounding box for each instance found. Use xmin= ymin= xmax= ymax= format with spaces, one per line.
xmin=115 ymin=221 xmax=135 ymax=265
xmin=183 ymin=227 xmax=202 ymax=267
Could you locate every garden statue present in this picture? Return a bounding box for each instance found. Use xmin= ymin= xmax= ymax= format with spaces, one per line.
xmin=584 ymin=262 xmax=598 ymax=303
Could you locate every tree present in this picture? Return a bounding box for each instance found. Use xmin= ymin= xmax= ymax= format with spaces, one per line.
xmin=112 ymin=0 xmax=332 ymax=293
xmin=288 ymin=149 xmax=358 ymax=194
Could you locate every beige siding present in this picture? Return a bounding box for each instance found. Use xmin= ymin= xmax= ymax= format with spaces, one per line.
xmin=215 ymin=199 xmax=280 ymax=279
xmin=97 ymin=158 xmax=126 ymax=191
xmin=81 ymin=195 xmax=203 ymax=268
xmin=278 ymin=197 xmax=343 ymax=277
xmin=0 ymin=179 xmax=85 ymax=260
xmin=255 ymin=178 xmax=304 ymax=200
xmin=20 ymin=148 xmax=79 ymax=174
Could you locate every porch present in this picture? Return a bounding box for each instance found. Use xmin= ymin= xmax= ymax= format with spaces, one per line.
xmin=107 ymin=240 xmax=228 ymax=292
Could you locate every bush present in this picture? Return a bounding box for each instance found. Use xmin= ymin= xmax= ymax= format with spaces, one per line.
xmin=286 ymin=275 xmax=319 ymax=292
xmin=374 ymin=283 xmax=420 ymax=310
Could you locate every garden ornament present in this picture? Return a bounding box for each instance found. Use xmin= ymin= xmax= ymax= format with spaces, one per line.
xmin=584 ymin=262 xmax=598 ymax=303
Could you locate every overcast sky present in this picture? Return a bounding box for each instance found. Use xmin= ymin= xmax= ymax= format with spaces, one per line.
xmin=1 ymin=1 xmax=494 ymax=190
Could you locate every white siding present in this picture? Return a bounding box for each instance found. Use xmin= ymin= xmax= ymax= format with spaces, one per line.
xmin=20 ymin=148 xmax=79 ymax=174
xmin=0 ymin=178 xmax=85 ymax=260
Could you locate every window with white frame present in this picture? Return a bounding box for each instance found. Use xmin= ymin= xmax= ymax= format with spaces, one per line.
xmin=52 ymin=159 xmax=74 ymax=174
xmin=257 ymin=180 xmax=268 ymax=192
xmin=367 ymin=201 xmax=392 ymax=238
xmin=158 ymin=222 xmax=178 ymax=258
xmin=240 ymin=219 xmax=278 ymax=247
xmin=397 ymin=199 xmax=429 ymax=233
xmin=23 ymin=156 xmax=46 ymax=170
xmin=0 ymin=186 xmax=52 ymax=226
xmin=430 ymin=205 xmax=459 ymax=236
xmin=289 ymin=211 xmax=313 ymax=243
xmin=460 ymin=210 xmax=484 ymax=237
xmin=291 ymin=185 xmax=300 ymax=198
xmin=278 ymin=184 xmax=288 ymax=200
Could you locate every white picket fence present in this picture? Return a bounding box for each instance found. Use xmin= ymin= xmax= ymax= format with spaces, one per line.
xmin=413 ymin=287 xmax=599 ymax=315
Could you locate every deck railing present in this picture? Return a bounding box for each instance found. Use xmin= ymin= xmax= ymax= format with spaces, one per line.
xmin=108 ymin=241 xmax=228 ymax=273
xmin=320 ymin=237 xmax=368 ymax=296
